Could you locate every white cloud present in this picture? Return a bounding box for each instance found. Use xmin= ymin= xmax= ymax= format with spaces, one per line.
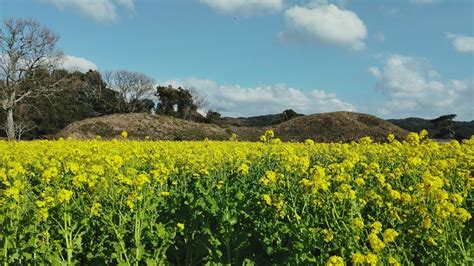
xmin=446 ymin=33 xmax=474 ymax=54
xmin=115 ymin=0 xmax=135 ymax=10
xmin=281 ymin=1 xmax=367 ymax=50
xmin=60 ymin=55 xmax=98 ymax=72
xmin=42 ymin=0 xmax=135 ymax=22
xmin=380 ymin=6 xmax=400 ymax=16
xmin=369 ymin=54 xmax=473 ymax=120
xmin=410 ymin=0 xmax=440 ymax=4
xmin=0 ymin=53 xmax=97 ymax=74
xmin=200 ymin=0 xmax=283 ymax=16
xmin=162 ymin=77 xmax=356 ymax=117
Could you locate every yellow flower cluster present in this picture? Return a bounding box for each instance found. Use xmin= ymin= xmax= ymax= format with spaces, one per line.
xmin=0 ymin=131 xmax=472 ymax=265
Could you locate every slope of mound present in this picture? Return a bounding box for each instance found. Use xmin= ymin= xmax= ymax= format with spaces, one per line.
xmin=268 ymin=111 xmax=408 ymax=142
xmin=216 ymin=112 xmax=304 ymax=127
xmin=389 ymin=117 xmax=474 ymax=140
xmin=56 ymin=112 xmax=408 ymax=142
xmin=55 ymin=113 xmax=230 ymax=140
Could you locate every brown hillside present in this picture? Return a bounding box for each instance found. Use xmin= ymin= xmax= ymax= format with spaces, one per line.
xmin=55 ymin=113 xmax=231 ymax=140
xmin=55 ymin=112 xmax=408 ymax=142
xmin=266 ymin=111 xmax=408 ymax=142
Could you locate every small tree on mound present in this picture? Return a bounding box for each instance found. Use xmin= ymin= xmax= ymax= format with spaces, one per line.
xmin=272 ymin=109 xmax=301 ymax=125
xmin=206 ymin=109 xmax=221 ymax=123
xmin=156 ymin=85 xmax=177 ymax=115
xmin=104 ymin=70 xmax=155 ymax=113
xmin=282 ymin=109 xmax=299 ymax=120
xmin=431 ymin=114 xmax=457 ymax=139
xmin=155 ymin=85 xmax=206 ymax=121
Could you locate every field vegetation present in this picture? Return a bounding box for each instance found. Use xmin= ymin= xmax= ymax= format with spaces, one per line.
xmin=0 ymin=130 xmax=472 ymax=265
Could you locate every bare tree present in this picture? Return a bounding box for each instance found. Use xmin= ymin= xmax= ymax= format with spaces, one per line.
xmin=1 ymin=119 xmax=36 ymax=140
xmin=15 ymin=120 xmax=36 ymax=140
xmin=104 ymin=70 xmax=155 ymax=113
xmin=188 ymin=87 xmax=208 ymax=111
xmin=0 ymin=18 xmax=63 ymax=140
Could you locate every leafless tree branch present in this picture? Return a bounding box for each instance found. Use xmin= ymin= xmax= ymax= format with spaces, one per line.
xmin=104 ymin=69 xmax=155 ymax=113
xmin=0 ymin=18 xmax=63 ymax=140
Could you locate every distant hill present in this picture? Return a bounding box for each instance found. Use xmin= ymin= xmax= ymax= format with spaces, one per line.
xmin=56 ymin=111 xmax=408 ymax=142
xmin=388 ymin=118 xmax=474 ymax=140
xmin=216 ymin=110 xmax=304 ymax=127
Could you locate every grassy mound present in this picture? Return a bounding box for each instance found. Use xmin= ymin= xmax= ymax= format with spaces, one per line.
xmin=55 ymin=112 xmax=407 ymax=142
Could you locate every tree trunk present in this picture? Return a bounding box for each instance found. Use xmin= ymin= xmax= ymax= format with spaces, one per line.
xmin=6 ymin=108 xmax=15 ymax=141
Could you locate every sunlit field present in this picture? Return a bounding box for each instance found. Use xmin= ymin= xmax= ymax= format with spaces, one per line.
xmin=0 ymin=131 xmax=472 ymax=265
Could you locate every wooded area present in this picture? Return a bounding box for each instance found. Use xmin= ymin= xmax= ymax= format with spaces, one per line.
xmin=0 ymin=18 xmax=209 ymax=140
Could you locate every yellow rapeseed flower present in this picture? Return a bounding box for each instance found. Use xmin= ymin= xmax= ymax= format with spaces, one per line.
xmin=90 ymin=203 xmax=102 ymax=217
xmin=422 ymin=217 xmax=432 ymax=229
xmin=57 ymin=189 xmax=73 ymax=203
xmin=263 ymin=194 xmax=272 ymax=206
xmin=388 ymin=256 xmax=400 ymax=266
xmin=365 ymin=253 xmax=377 ymax=265
xmin=237 ymin=163 xmax=249 ymax=175
xmin=352 ymin=252 xmax=365 ymax=264
xmin=352 ymin=217 xmax=365 ymax=230
xmin=176 ymin=223 xmax=185 ymax=231
xmin=368 ymin=233 xmax=385 ymax=252
xmin=383 ymin=229 xmax=399 ymax=243
xmin=427 ymin=237 xmax=437 ymax=247
xmin=370 ymin=221 xmax=383 ymax=234
xmin=327 ymin=256 xmax=344 ymax=266
xmin=387 ymin=133 xmax=395 ymax=143
xmin=454 ymin=208 xmax=471 ymax=222
xmin=322 ymin=229 xmax=334 ymax=243
xmin=260 ymin=170 xmax=278 ymax=186
xmin=160 ymin=191 xmax=171 ymax=197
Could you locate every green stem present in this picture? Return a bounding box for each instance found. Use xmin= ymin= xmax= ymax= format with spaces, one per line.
xmin=3 ymin=236 xmax=8 ymax=266
xmin=226 ymin=239 xmax=231 ymax=264
xmin=134 ymin=207 xmax=142 ymax=266
xmin=63 ymin=213 xmax=73 ymax=265
xmin=456 ymin=231 xmax=467 ymax=261
xmin=110 ymin=219 xmax=130 ymax=265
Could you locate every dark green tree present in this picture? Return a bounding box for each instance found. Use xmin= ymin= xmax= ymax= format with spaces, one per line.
xmin=130 ymin=98 xmax=155 ymax=114
xmin=1 ymin=69 xmax=126 ymax=139
xmin=155 ymin=85 xmax=205 ymax=121
xmin=156 ymin=85 xmax=178 ymax=116
xmin=431 ymin=114 xmax=457 ymax=139
xmin=176 ymin=87 xmax=197 ymax=120
xmin=206 ymin=109 xmax=221 ymax=123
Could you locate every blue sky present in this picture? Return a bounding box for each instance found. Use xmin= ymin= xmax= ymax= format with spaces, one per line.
xmin=1 ymin=0 xmax=473 ymax=120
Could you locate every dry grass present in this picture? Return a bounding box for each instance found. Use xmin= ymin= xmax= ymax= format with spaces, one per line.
xmin=55 ymin=113 xmax=230 ymax=140
xmin=55 ymin=112 xmax=408 ymax=142
xmin=268 ymin=111 xmax=407 ymax=142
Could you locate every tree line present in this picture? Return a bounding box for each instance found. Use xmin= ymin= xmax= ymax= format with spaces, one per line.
xmin=2 ymin=17 xmax=464 ymax=141
xmin=0 ymin=18 xmax=210 ymax=140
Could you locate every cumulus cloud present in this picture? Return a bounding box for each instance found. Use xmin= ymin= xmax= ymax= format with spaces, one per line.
xmin=200 ymin=0 xmax=283 ymax=16
xmin=369 ymin=54 xmax=473 ymax=120
xmin=446 ymin=33 xmax=474 ymax=54
xmin=42 ymin=0 xmax=135 ymax=22
xmin=60 ymin=55 xmax=98 ymax=72
xmin=161 ymin=77 xmax=356 ymax=117
xmin=280 ymin=1 xmax=367 ymax=51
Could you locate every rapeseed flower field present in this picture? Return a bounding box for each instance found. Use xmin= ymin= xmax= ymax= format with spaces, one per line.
xmin=0 ymin=130 xmax=472 ymax=265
